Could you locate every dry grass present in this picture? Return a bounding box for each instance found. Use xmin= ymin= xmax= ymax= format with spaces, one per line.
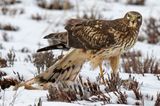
xmin=129 ymin=76 xmax=142 ymax=100
xmin=34 ymin=98 xmax=42 ymax=106
xmin=0 ymin=78 xmax=19 ymax=90
xmin=20 ymin=47 xmax=31 ymax=53
xmin=47 ymin=77 xmax=110 ymax=103
xmin=76 ymin=8 xmax=103 ymax=20
xmin=0 ymin=57 xmax=7 ymax=68
xmin=114 ymin=91 xmax=127 ymax=104
xmin=0 ymin=71 xmax=7 ymax=78
xmin=47 ymin=85 xmax=77 ymax=102
xmin=13 ymin=71 xmax=24 ymax=82
xmin=122 ymin=75 xmax=142 ymax=100
xmin=1 ymin=32 xmax=11 ymax=42
xmin=0 ymin=0 xmax=21 ymax=5
xmin=31 ymin=13 xmax=45 ymax=21
xmin=155 ymin=93 xmax=160 ymax=106
xmin=105 ymin=73 xmax=122 ymax=92
xmin=126 ymin=0 xmax=145 ymax=5
xmin=37 ymin=0 xmax=73 ymax=10
xmin=47 ymin=75 xmax=146 ymax=104
xmin=6 ymin=50 xmax=16 ymax=67
xmin=0 ymin=7 xmax=24 ymax=15
xmin=32 ymin=51 xmax=63 ymax=74
xmin=122 ymin=51 xmax=160 ymax=74
xmin=143 ymin=17 xmax=160 ymax=44
xmin=0 ymin=23 xmax=19 ymax=31
xmin=0 ymin=43 xmax=4 ymax=49
xmin=121 ymin=51 xmax=142 ymax=59
xmin=24 ymin=54 xmax=32 ymax=63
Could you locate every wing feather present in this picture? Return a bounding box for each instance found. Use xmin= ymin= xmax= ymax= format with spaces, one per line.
xmin=35 ymin=48 xmax=88 ymax=83
xmin=65 ymin=20 xmax=118 ymax=50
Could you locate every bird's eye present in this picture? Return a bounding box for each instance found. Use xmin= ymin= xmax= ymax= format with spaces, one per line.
xmin=137 ymin=16 xmax=141 ymax=19
xmin=137 ymin=16 xmax=141 ymax=22
xmin=127 ymin=14 xmax=131 ymax=19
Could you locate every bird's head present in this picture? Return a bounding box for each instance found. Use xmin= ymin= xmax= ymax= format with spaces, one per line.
xmin=124 ymin=11 xmax=142 ymax=29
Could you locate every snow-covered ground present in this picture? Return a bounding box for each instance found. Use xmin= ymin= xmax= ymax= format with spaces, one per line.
xmin=0 ymin=0 xmax=160 ymax=106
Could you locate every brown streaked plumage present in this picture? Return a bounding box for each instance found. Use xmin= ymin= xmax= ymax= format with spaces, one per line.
xmin=23 ymin=11 xmax=142 ymax=87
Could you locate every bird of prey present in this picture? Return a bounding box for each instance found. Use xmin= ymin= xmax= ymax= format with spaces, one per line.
xmin=25 ymin=11 xmax=142 ymax=87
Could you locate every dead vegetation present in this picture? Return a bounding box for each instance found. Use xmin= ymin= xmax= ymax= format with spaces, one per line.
xmin=0 ymin=71 xmax=7 ymax=78
xmin=0 ymin=7 xmax=24 ymax=15
xmin=0 ymin=43 xmax=4 ymax=50
xmin=105 ymin=73 xmax=122 ymax=92
xmin=47 ymin=76 xmax=110 ymax=103
xmin=0 ymin=57 xmax=7 ymax=68
xmin=46 ymin=74 xmax=148 ymax=105
xmin=37 ymin=0 xmax=73 ymax=10
xmin=115 ymin=91 xmax=127 ymax=104
xmin=19 ymin=47 xmax=31 ymax=53
xmin=13 ymin=71 xmax=24 ymax=82
xmin=123 ymin=75 xmax=143 ymax=101
xmin=31 ymin=13 xmax=45 ymax=21
xmin=155 ymin=93 xmax=160 ymax=106
xmin=0 ymin=71 xmax=20 ymax=90
xmin=0 ymin=23 xmax=19 ymax=31
xmin=6 ymin=50 xmax=16 ymax=67
xmin=47 ymin=85 xmax=78 ymax=102
xmin=122 ymin=51 xmax=160 ymax=74
xmin=106 ymin=0 xmax=145 ymax=5
xmin=143 ymin=17 xmax=160 ymax=44
xmin=0 ymin=78 xmax=19 ymax=90
xmin=0 ymin=0 xmax=21 ymax=5
xmin=76 ymin=8 xmax=103 ymax=20
xmin=32 ymin=51 xmax=63 ymax=74
xmin=0 ymin=67 xmax=23 ymax=90
xmin=126 ymin=0 xmax=145 ymax=5
xmin=1 ymin=32 xmax=11 ymax=42
xmin=34 ymin=98 xmax=42 ymax=106
xmin=24 ymin=55 xmax=32 ymax=63
xmin=121 ymin=50 xmax=142 ymax=59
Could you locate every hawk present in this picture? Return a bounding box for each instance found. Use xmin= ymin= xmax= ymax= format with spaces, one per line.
xmin=24 ymin=11 xmax=142 ymax=87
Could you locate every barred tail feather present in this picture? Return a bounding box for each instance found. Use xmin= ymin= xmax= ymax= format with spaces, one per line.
xmin=44 ymin=32 xmax=67 ymax=40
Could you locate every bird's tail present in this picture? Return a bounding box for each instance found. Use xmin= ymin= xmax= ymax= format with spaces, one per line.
xmin=37 ymin=32 xmax=68 ymax=52
xmin=44 ymin=32 xmax=67 ymax=43
xmin=18 ymin=49 xmax=88 ymax=89
xmin=37 ymin=43 xmax=69 ymax=52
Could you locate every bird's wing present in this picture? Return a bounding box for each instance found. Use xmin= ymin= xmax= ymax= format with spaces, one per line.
xmin=37 ymin=19 xmax=86 ymax=52
xmin=26 ymin=48 xmax=89 ymax=85
xmin=65 ymin=19 xmax=126 ymax=50
xmin=37 ymin=19 xmax=126 ymax=52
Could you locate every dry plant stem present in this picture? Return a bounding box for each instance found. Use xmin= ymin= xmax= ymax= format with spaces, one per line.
xmin=143 ymin=17 xmax=160 ymax=44
xmin=122 ymin=51 xmax=160 ymax=74
xmin=9 ymin=90 xmax=18 ymax=106
xmin=155 ymin=93 xmax=160 ymax=106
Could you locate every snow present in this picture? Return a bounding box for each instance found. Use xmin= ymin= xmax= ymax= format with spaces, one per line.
xmin=0 ymin=0 xmax=160 ymax=106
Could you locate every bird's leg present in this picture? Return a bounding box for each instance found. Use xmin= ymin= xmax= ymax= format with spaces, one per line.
xmin=109 ymin=55 xmax=120 ymax=76
xmin=99 ymin=64 xmax=105 ymax=84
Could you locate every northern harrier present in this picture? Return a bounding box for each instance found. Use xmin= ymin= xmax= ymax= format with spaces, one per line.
xmin=25 ymin=11 xmax=142 ymax=86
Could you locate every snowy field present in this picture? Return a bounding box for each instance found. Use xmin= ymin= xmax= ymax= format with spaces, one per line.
xmin=0 ymin=0 xmax=160 ymax=106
